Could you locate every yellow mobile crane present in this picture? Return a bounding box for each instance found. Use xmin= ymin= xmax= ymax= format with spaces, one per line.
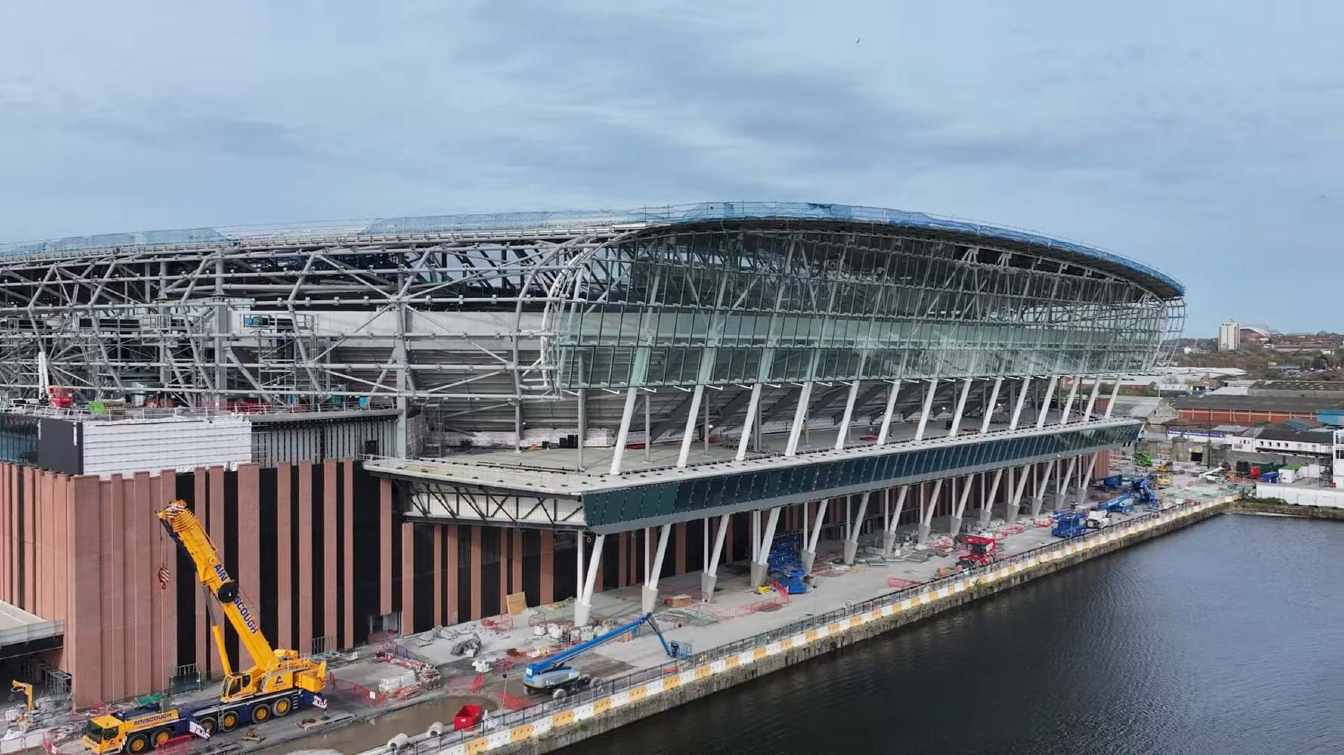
xmin=82 ymin=500 xmax=328 ymax=753
xmin=10 ymin=680 xmax=33 ymax=729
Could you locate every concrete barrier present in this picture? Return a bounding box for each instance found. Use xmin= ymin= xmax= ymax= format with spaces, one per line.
xmin=1252 ymin=483 xmax=1344 ymax=509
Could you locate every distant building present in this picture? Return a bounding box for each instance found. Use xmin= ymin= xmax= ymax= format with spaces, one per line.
xmin=1172 ymin=380 xmax=1344 ymax=425
xmin=1218 ymin=320 xmax=1240 ymax=351
xmin=1228 ymin=421 xmax=1337 ymax=459
xmin=1240 ymin=324 xmax=1272 ymax=346
xmin=1264 ymin=333 xmax=1343 ymax=354
xmin=1334 ymin=429 xmax=1344 ymax=488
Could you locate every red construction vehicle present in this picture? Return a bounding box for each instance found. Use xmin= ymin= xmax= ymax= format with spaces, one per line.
xmin=956 ymin=535 xmax=998 ymax=570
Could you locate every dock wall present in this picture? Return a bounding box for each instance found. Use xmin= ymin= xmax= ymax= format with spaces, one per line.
xmin=1230 ymin=498 xmax=1344 ymax=521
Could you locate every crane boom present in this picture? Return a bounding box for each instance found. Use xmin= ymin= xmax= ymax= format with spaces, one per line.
xmin=524 ymin=612 xmax=687 ymax=692
xmin=158 ymin=500 xmax=278 ymax=672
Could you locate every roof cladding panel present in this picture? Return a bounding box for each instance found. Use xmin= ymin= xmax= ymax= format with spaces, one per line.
xmin=1 ymin=202 xmax=1183 ymax=299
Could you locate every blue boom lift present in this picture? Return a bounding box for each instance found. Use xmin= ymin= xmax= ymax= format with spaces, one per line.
xmin=524 ymin=613 xmax=689 ymax=697
xmin=1101 ymin=493 xmax=1134 ymax=514
xmin=1132 ymin=476 xmax=1158 ymax=510
xmin=1051 ymin=510 xmax=1088 ymax=538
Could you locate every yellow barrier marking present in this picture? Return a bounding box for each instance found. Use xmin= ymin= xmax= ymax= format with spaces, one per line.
xmin=754 ymin=647 xmax=769 ymax=660
xmin=466 ymin=739 xmax=490 ymax=755
xmin=593 ymin=698 xmax=612 ymax=715
xmin=628 ymin=686 xmax=647 ymax=702
xmin=724 ymin=655 xmax=740 ymax=668
xmin=695 ymin=665 xmax=712 ymax=680
xmin=511 ymin=724 xmax=535 ymax=743
xmin=553 ymin=709 xmax=575 ymax=728
xmin=663 ymin=676 xmax=681 ymax=691
xmin=805 ymin=629 xmax=818 ymax=642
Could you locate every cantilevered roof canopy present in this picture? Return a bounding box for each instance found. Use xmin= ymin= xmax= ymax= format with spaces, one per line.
xmin=1 ymin=201 xmax=1183 ymax=299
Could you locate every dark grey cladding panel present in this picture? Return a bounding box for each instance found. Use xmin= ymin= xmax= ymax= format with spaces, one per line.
xmin=583 ymin=423 xmax=1139 ymax=532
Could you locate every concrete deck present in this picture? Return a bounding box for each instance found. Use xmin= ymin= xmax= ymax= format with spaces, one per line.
xmin=0 ymin=600 xmax=61 ymax=646
xmin=377 ymin=409 xmax=1080 ymax=486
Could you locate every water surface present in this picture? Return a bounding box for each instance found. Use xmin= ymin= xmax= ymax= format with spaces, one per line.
xmin=572 ymin=514 xmax=1344 ymax=755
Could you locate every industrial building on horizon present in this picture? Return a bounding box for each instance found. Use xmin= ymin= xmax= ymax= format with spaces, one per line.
xmin=1216 ymin=320 xmax=1342 ymax=354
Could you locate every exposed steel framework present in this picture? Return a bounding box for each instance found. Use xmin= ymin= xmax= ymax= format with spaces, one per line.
xmin=0 ymin=203 xmax=1184 ymax=458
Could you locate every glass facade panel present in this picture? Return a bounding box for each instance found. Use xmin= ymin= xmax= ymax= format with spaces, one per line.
xmin=583 ymin=422 xmax=1142 ymax=528
xmin=551 ymin=227 xmax=1181 ymax=390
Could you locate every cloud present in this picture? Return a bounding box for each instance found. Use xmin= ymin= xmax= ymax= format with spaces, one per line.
xmin=0 ymin=1 xmax=1341 ymax=333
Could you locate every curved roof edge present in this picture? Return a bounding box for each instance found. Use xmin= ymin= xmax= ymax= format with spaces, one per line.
xmin=0 ymin=201 xmax=1183 ymax=298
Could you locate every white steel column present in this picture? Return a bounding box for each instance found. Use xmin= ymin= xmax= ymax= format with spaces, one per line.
xmin=736 ymin=245 xmax=793 ymax=461
xmin=1059 ymin=376 xmax=1081 ymax=425
xmin=785 ymin=382 xmax=814 ymax=456
xmin=882 ymin=486 xmax=910 ymax=555
xmin=701 ymin=514 xmax=731 ymax=602
xmin=977 ymin=468 xmax=1005 ymax=529
xmin=1035 ymin=375 xmax=1059 ymax=429
xmin=914 ymin=378 xmax=938 ymax=441
xmin=835 ymin=379 xmax=862 ymax=450
xmin=1081 ymin=377 xmax=1101 ymax=422
xmin=575 ymin=532 xmax=585 ymax=609
xmin=679 ymin=275 xmax=730 ymax=467
xmin=574 ymin=533 xmax=606 ymax=626
xmin=641 ymin=524 xmax=673 ymax=612
xmin=1009 ymin=376 xmax=1032 ymax=430
xmin=735 ymin=384 xmax=763 ymax=461
xmin=917 ymin=478 xmax=944 ymax=546
xmin=949 ymin=474 xmax=975 ymax=537
xmin=1031 ymin=460 xmax=1057 ymax=517
xmin=801 ymin=498 xmax=829 ymax=574
xmin=1076 ymin=454 xmax=1100 ymax=506
xmin=842 ymin=491 xmax=872 ymax=564
xmin=979 ymin=377 xmax=1004 ymax=434
xmin=948 ymin=378 xmax=973 ymax=436
xmin=876 ymin=380 xmax=902 ymax=444
xmin=609 ymin=387 xmax=639 ymax=475
xmin=1009 ymin=463 xmax=1032 ymax=522
xmin=677 ymin=385 xmax=704 ymax=468
xmin=1057 ymin=455 xmax=1079 ymax=503
xmin=1104 ymin=379 xmax=1121 ymax=419
xmin=750 ymin=507 xmax=782 ymax=588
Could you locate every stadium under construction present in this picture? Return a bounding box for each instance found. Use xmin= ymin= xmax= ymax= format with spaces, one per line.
xmin=0 ymin=202 xmax=1184 ymax=712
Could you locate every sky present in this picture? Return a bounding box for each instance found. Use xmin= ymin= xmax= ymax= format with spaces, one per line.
xmin=2 ymin=1 xmax=1341 ymax=336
